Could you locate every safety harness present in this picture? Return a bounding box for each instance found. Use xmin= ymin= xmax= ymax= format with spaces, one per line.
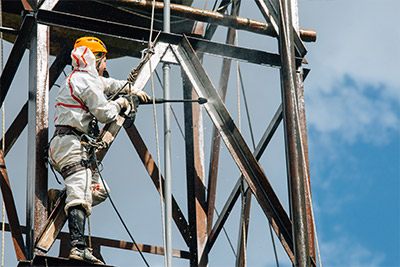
xmin=47 ymin=125 xmax=105 ymax=183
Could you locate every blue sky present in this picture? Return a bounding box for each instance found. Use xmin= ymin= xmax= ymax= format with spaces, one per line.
xmin=1 ymin=0 xmax=399 ymax=266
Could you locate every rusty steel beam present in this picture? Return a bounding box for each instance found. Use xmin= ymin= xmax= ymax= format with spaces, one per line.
xmin=202 ymin=104 xmax=283 ymax=259
xmin=236 ymin=183 xmax=251 ymax=267
xmin=206 ymin=0 xmax=240 ymax=237
xmin=124 ymin=125 xmax=191 ymax=247
xmin=2 ymin=222 xmax=191 ymax=260
xmin=100 ymin=0 xmax=316 ymax=42
xmin=0 ymin=150 xmax=27 ymax=261
xmin=278 ymin=0 xmax=310 ymax=265
xmin=1 ymin=49 xmax=69 ymax=156
xmin=36 ymin=122 xmax=192 ymax=254
xmin=291 ymin=0 xmax=316 ymax=261
xmin=182 ymin=75 xmax=207 ymax=266
xmin=26 ymin=16 xmax=50 ymax=259
xmin=296 ymin=68 xmax=316 ymax=265
xmin=254 ymin=0 xmax=309 ymax=57
xmin=171 ymin=38 xmax=294 ymax=263
xmin=0 ymin=14 xmax=35 ymax=107
xmin=36 ymin=9 xmax=289 ymax=68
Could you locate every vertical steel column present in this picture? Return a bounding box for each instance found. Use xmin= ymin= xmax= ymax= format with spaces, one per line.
xmin=183 ymin=75 xmax=198 ymax=266
xmin=183 ymin=73 xmax=207 ymax=266
xmin=163 ymin=1 xmax=173 ymax=266
xmin=26 ymin=16 xmax=50 ymax=259
xmin=291 ymin=0 xmax=316 ymax=263
xmin=278 ymin=0 xmax=310 ymax=266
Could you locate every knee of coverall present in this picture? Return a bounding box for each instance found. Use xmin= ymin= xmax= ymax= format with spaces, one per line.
xmin=91 ymin=171 xmax=110 ymax=206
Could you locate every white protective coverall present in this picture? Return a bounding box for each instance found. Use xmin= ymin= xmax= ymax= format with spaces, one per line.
xmin=49 ymin=46 xmax=130 ymax=215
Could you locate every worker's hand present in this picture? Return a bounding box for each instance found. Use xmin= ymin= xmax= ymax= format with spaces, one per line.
xmin=135 ymin=91 xmax=151 ymax=103
xmin=116 ymin=96 xmax=136 ymax=117
xmin=127 ymin=67 xmax=138 ymax=83
xmin=116 ymin=97 xmax=130 ymax=109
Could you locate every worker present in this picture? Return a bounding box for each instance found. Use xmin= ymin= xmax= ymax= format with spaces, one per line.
xmin=48 ymin=36 xmax=150 ymax=264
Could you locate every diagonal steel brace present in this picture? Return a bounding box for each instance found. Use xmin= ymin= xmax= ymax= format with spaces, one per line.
xmin=171 ymin=36 xmax=294 ymax=262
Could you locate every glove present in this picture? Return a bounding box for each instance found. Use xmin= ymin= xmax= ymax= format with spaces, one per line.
xmin=115 ymin=97 xmax=129 ymax=109
xmin=135 ymin=91 xmax=151 ymax=103
xmin=116 ymin=96 xmax=136 ymax=117
xmin=127 ymin=67 xmax=138 ymax=83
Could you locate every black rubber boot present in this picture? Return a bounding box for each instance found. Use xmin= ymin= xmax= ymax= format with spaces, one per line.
xmin=68 ymin=205 xmax=87 ymax=248
xmin=68 ymin=206 xmax=104 ymax=264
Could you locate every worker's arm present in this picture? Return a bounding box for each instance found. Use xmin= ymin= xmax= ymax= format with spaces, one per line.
xmin=79 ymin=75 xmax=121 ymax=124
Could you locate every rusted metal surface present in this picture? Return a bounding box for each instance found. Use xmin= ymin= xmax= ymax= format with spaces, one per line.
xmin=278 ymin=0 xmax=310 ymax=265
xmin=291 ymin=0 xmax=316 ymax=260
xmin=297 ymin=67 xmax=316 ymax=266
xmin=254 ymin=0 xmax=310 ymax=57
xmin=102 ymin=0 xmax=315 ymax=42
xmin=201 ymin=104 xmax=283 ymax=260
xmin=0 ymin=14 xmax=35 ymax=106
xmin=203 ymin=0 xmax=232 ymax=40
xmin=27 ymin=19 xmax=50 ymax=258
xmin=125 ymin=125 xmax=191 ymax=247
xmin=0 ymin=150 xmax=27 ymax=260
xmin=35 ymin=122 xmax=191 ymax=255
xmin=236 ymin=185 xmax=251 ymax=267
xmin=172 ymin=38 xmax=294 ymax=263
xmin=35 ymin=191 xmax=67 ymax=253
xmin=183 ymin=75 xmax=207 ymax=266
xmin=2 ymin=222 xmax=191 ymax=260
xmin=1 ymin=48 xmax=69 ymax=156
xmin=206 ymin=0 xmax=240 ymax=237
xmin=36 ymin=9 xmax=289 ymax=68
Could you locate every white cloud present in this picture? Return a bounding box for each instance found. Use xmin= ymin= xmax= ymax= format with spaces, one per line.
xmin=301 ymin=0 xmax=400 ymax=90
xmin=306 ymin=75 xmax=399 ymax=145
xmin=320 ymin=235 xmax=386 ymax=267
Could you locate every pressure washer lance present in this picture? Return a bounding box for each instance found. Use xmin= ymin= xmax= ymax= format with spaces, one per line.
xmin=140 ymin=97 xmax=208 ymax=105
xmin=121 ymin=96 xmax=208 ymax=128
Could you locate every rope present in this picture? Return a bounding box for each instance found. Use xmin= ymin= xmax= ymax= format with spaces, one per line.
xmin=148 ymin=0 xmax=168 ymax=264
xmin=214 ymin=208 xmax=236 ymax=256
xmin=0 ymin=0 xmax=5 ymax=264
xmin=91 ymin=155 xmax=150 ymax=267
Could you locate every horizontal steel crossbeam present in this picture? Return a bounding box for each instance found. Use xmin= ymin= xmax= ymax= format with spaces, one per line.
xmin=35 ymin=9 xmax=299 ymax=68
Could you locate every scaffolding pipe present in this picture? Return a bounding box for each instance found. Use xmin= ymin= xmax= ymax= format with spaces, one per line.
xmin=163 ymin=0 xmax=173 ymax=266
xmin=100 ymin=0 xmax=316 ymax=42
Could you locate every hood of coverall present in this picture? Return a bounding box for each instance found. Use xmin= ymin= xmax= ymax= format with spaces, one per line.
xmin=71 ymin=46 xmax=99 ymax=77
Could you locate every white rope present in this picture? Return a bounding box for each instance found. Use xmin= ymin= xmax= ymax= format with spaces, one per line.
xmin=148 ymin=0 xmax=168 ymax=264
xmin=0 ymin=0 xmax=5 ymax=264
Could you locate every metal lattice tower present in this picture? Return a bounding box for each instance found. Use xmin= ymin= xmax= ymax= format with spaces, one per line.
xmin=0 ymin=0 xmax=318 ymax=266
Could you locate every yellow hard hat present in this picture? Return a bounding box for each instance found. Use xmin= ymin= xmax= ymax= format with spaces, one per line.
xmin=74 ymin=36 xmax=108 ymax=54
